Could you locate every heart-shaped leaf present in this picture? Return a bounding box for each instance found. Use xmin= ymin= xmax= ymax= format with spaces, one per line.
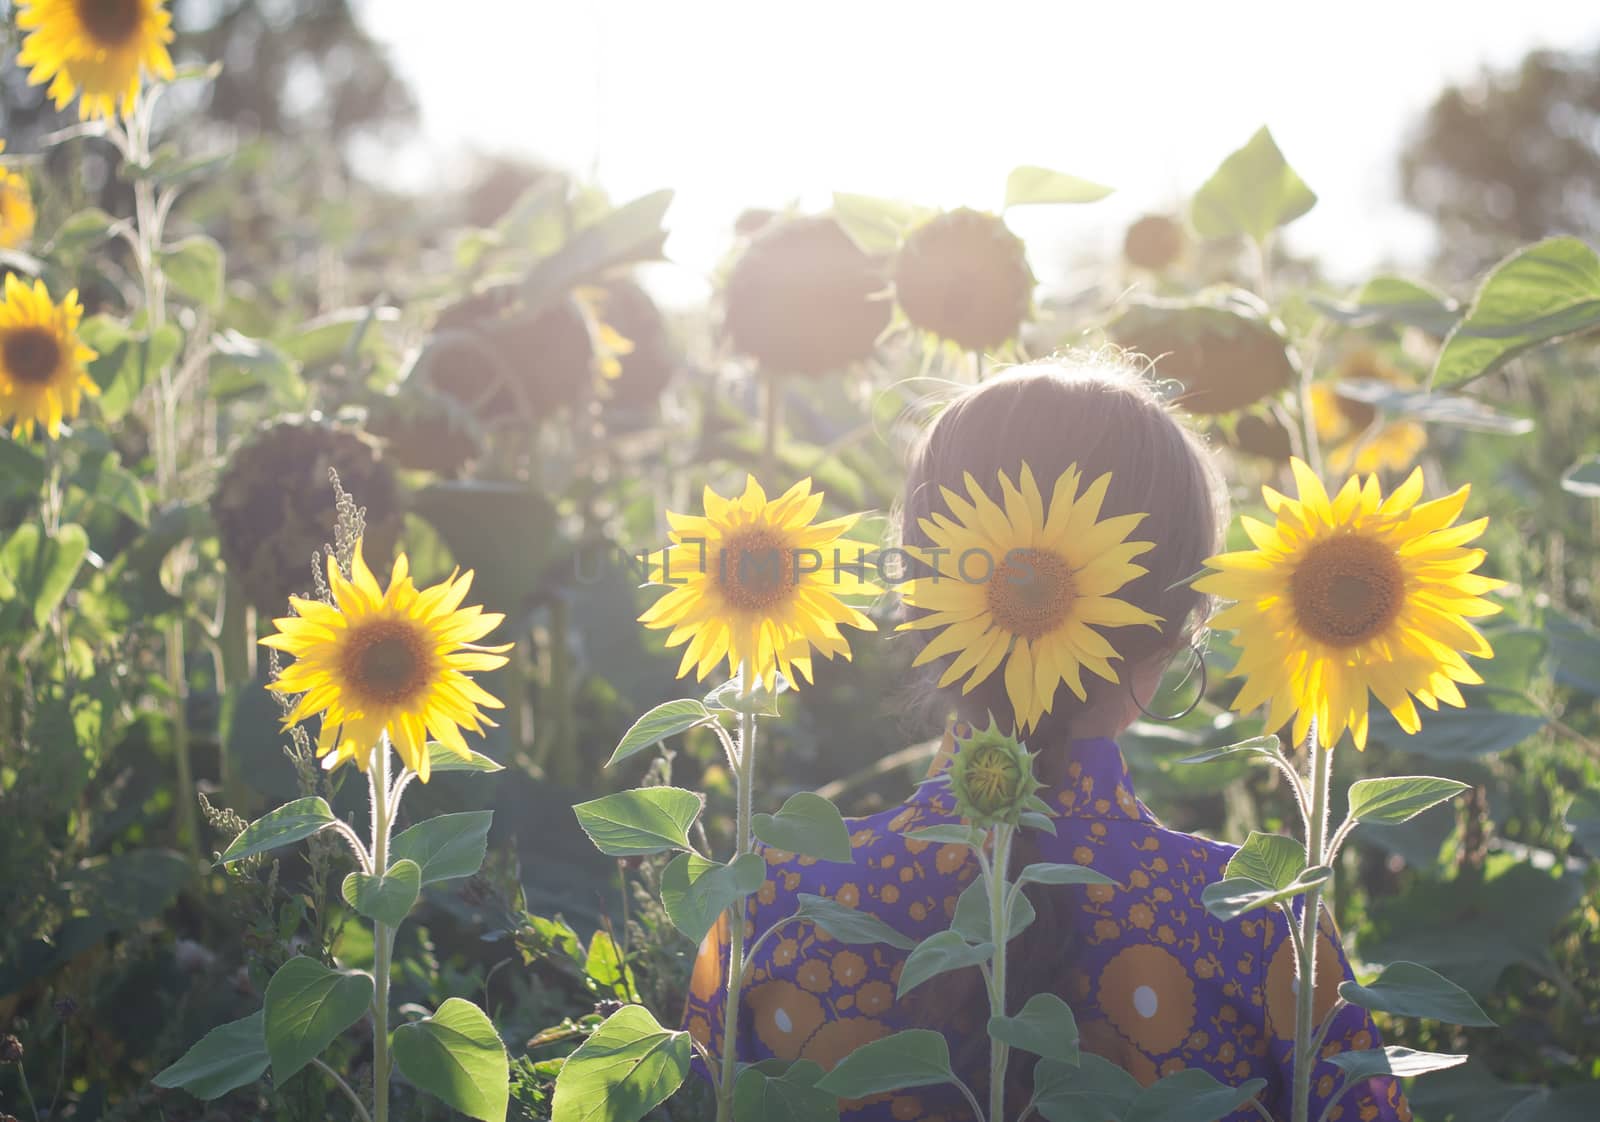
xmin=1191 ymin=126 xmax=1317 ymax=242
xmin=1347 ymin=776 xmax=1470 ymax=826
xmin=390 ymin=811 xmax=493 ymax=884
xmin=607 ymin=699 xmax=716 ymax=766
xmin=1339 ymin=961 xmax=1495 ymax=1027
xmin=153 ymin=1011 xmax=268 ymax=1100
xmin=794 ymin=894 xmax=915 ymax=950
xmin=753 ymin=792 xmax=852 ymax=863
xmin=1013 ymin=863 xmax=1116 ymax=890
xmin=263 ymin=956 xmax=374 ymax=1081
xmin=1032 ymin=1053 xmax=1141 ymax=1122
xmin=988 ymin=992 xmax=1079 ymax=1064
xmin=1124 ymin=1069 xmax=1268 ymax=1122
xmin=341 ymin=858 xmax=421 ymax=927
xmin=220 ymin=798 xmax=336 ymax=866
xmin=660 ymin=852 xmax=765 ymax=944
xmin=1226 ymin=832 xmax=1306 ymax=890
xmin=897 ymin=930 xmax=994 ymax=998
xmin=573 ymin=787 xmax=703 ymax=857
xmin=392 ymin=997 xmax=509 ymax=1122
xmin=1004 ymin=166 xmax=1113 ymax=207
xmin=549 ymin=1004 xmax=692 ymax=1122
xmin=952 ymin=877 xmax=1035 ymax=944
xmin=1202 ymin=866 xmax=1332 ymax=921
xmin=733 ymin=1060 xmax=836 ymax=1122
xmin=813 ymin=1029 xmax=955 ymax=1099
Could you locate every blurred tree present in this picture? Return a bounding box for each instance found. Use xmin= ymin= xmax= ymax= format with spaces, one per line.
xmin=1400 ymin=45 xmax=1600 ymax=278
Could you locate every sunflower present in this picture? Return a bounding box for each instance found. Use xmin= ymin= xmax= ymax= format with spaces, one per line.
xmin=897 ymin=465 xmax=1161 ymax=732
xmin=893 ymin=207 xmax=1034 ymax=352
xmin=0 ymin=275 xmax=99 ymax=439
xmin=638 ymin=476 xmax=878 ymax=693
xmin=16 ymin=0 xmax=177 ymax=121
xmin=1310 ymin=349 xmax=1428 ymax=475
xmin=1195 ymin=458 xmax=1503 ymax=750
xmin=0 ymin=144 xmax=37 ymax=250
xmin=262 ymin=542 xmax=513 ymax=781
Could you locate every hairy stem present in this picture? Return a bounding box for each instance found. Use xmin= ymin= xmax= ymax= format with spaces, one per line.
xmin=369 ymin=739 xmax=396 ymax=1122
xmin=716 ymin=667 xmax=756 ymax=1122
xmin=1291 ymin=723 xmax=1330 ymax=1122
xmin=987 ymin=825 xmax=1014 ymax=1122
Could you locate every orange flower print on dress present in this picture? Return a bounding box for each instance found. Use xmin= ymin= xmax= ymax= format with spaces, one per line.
xmin=802 ymin=1017 xmax=888 ymax=1070
xmin=831 ymin=951 xmax=868 ymax=988
xmin=857 ymin=981 xmax=894 ymax=1016
xmin=748 ymin=980 xmax=826 ymax=1060
xmin=1098 ymin=944 xmax=1197 ymax=1054
xmin=797 ymin=959 xmax=832 ymax=994
xmin=1265 ymin=917 xmax=1345 ymax=1039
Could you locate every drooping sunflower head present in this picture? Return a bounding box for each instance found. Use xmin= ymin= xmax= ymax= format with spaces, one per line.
xmin=1111 ymin=291 xmax=1297 ymax=416
xmin=722 ymin=213 xmax=891 ymax=377
xmin=948 ymin=716 xmax=1044 ymax=827
xmin=638 ymin=475 xmax=879 ymax=693
xmin=897 ymin=360 xmax=1227 ymax=735
xmin=893 ymin=207 xmax=1034 ymax=353
xmin=0 ymin=274 xmax=99 ymax=440
xmin=426 ymin=286 xmax=597 ymax=420
xmin=1123 ymin=214 xmax=1186 ymax=272
xmin=0 ymin=147 xmax=37 ymax=250
xmin=1195 ymin=458 xmax=1504 ymax=750
xmin=16 ymin=0 xmax=177 ymax=121
xmin=261 ymin=541 xmax=513 ymax=782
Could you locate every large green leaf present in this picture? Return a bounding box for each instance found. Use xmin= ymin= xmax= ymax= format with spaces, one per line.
xmin=733 ymin=1060 xmax=837 ymax=1122
xmin=1434 ymin=237 xmax=1600 ymax=388
xmin=1403 ymin=1060 xmax=1545 ymax=1122
xmin=1013 ymin=862 xmax=1116 ymax=890
xmin=549 ymin=1005 xmax=692 ymax=1122
xmin=79 ymin=315 xmax=183 ymax=422
xmin=830 ymin=191 xmax=933 ymax=255
xmin=1566 ymin=792 xmax=1600 ymax=861
xmin=1202 ymin=866 xmax=1331 ymax=922
xmin=607 ymin=699 xmax=716 ymax=766
xmin=1225 ymin=831 xmax=1306 ymax=889
xmin=412 ymin=480 xmax=562 ymax=622
xmin=153 ymin=1012 xmax=269 ymax=1100
xmin=1346 ymin=776 xmax=1469 ymax=826
xmin=262 ymin=956 xmax=374 ymax=1080
xmin=1191 ymin=126 xmax=1317 ymax=242
xmin=1547 ymin=611 xmax=1600 ymax=697
xmin=953 ymin=877 xmax=1035 ymax=945
xmin=1365 ymin=688 xmax=1545 ymax=760
xmin=753 ymin=792 xmax=852 ymax=863
xmin=897 ymin=930 xmax=994 ymax=998
xmin=0 ymin=438 xmax=46 ymax=499
xmin=659 ymin=852 xmax=765 ymax=944
xmin=219 ymin=797 xmax=337 ymax=866
xmin=1032 ymin=1053 xmax=1141 ymax=1122
xmin=584 ymin=928 xmax=638 ymax=1000
xmin=0 ymin=522 xmax=89 ymax=629
xmin=1339 ymin=961 xmax=1495 ymax=1026
xmin=521 ymin=190 xmax=674 ymax=313
xmin=794 ymin=893 xmax=915 ymax=951
xmin=1123 ymin=1069 xmax=1268 ymax=1122
xmin=341 ymin=859 xmax=422 ymax=927
xmin=392 ymin=997 xmax=509 ymax=1122
xmin=987 ymin=992 xmax=1079 ymax=1064
xmin=423 ymin=741 xmax=504 ymax=774
xmin=1326 ymin=1046 xmax=1468 ymax=1082
xmin=1313 ymin=275 xmax=1460 ymax=336
xmin=813 ymin=1029 xmax=955 ymax=1098
xmin=158 ymin=235 xmax=226 ymax=309
xmin=573 ymin=787 xmax=703 ymax=857
xmin=390 ymin=811 xmax=493 ymax=884
xmin=1004 ymin=165 xmax=1113 ymax=207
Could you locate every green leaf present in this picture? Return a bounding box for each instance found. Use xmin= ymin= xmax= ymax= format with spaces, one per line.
xmin=1347 ymin=776 xmax=1470 ymax=826
xmin=1434 ymin=237 xmax=1600 ymax=388
xmin=1191 ymin=126 xmax=1317 ymax=242
xmin=1339 ymin=961 xmax=1496 ymax=1026
xmin=584 ymin=928 xmax=637 ymax=1000
xmin=0 ymin=438 xmax=46 ymax=495
xmin=1124 ymin=1069 xmax=1268 ymax=1122
xmin=1365 ymin=689 xmax=1545 ymax=760
xmin=1226 ymin=832 xmax=1306 ymax=890
xmin=219 ymin=797 xmax=336 ymax=866
xmin=952 ymin=877 xmax=1035 ymax=944
xmin=1178 ymin=734 xmax=1282 ymax=765
xmin=754 ymin=793 xmax=852 ymax=863
xmin=1004 ymin=165 xmax=1114 ymax=207
xmin=660 ymin=852 xmax=765 ymax=944
xmin=390 ymin=810 xmax=493 ymax=884
xmin=209 ymin=329 xmax=303 ymax=405
xmin=897 ymin=930 xmax=994 ymax=998
xmin=49 ymin=207 xmax=119 ymax=254
xmin=901 ymin=824 xmax=985 ymax=846
xmin=1548 ymin=611 xmax=1600 ymax=697
xmin=158 ymin=235 xmax=226 ymax=309
xmin=0 ymin=522 xmax=89 ymax=629
xmin=341 ymin=859 xmax=421 ymax=927
xmin=72 ymin=446 xmax=150 ymax=525
xmin=262 ymin=956 xmax=374 ymax=1081
xmin=521 ymin=189 xmax=674 ymax=314
xmin=153 ymin=1012 xmax=269 ymax=1100
xmin=830 ymin=191 xmax=933 ymax=255
xmin=391 ymin=997 xmax=510 ymax=1122
xmin=1013 ymin=862 xmax=1116 ymax=890
xmin=704 ymin=674 xmax=790 ymax=714
xmin=1561 ymin=455 xmax=1600 ymax=499
xmin=1201 ymin=866 xmax=1332 ymax=921
xmin=608 ymin=699 xmax=716 ymax=766
xmin=813 ymin=1029 xmax=955 ymax=1098
xmin=733 ymin=1060 xmax=838 ymax=1122
xmin=794 ymin=893 xmax=915 ymax=950
xmin=987 ymin=992 xmax=1079 ymax=1064
xmin=1326 ymin=1046 xmax=1469 ymax=1083
xmin=79 ymin=316 xmax=183 ymax=423
xmin=1032 ymin=1053 xmax=1142 ymax=1122
xmin=1566 ymin=792 xmax=1600 ymax=860
xmin=423 ymin=741 xmax=504 ymax=774
xmin=573 ymin=787 xmax=703 ymax=857
xmin=284 ymin=305 xmax=399 ymax=366
xmin=1312 ymin=276 xmax=1460 ymax=337
xmin=549 ymin=1005 xmax=692 ymax=1122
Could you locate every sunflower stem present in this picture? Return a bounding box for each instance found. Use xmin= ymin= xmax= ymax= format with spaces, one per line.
xmin=1291 ymin=722 xmax=1331 ymax=1122
xmin=369 ymin=737 xmax=396 ymax=1122
xmin=986 ymin=823 xmax=1015 ymax=1122
xmin=715 ymin=665 xmax=756 ymax=1122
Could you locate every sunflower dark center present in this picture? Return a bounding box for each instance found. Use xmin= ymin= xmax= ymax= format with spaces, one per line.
xmin=75 ymin=0 xmax=143 ymax=46
xmin=2 ymin=327 xmax=61 ymax=386
xmin=716 ymin=528 xmax=793 ymax=611
xmin=342 ymin=619 xmax=431 ymax=705
xmin=987 ymin=548 xmax=1075 ymax=639
xmin=1291 ymin=533 xmax=1405 ymax=647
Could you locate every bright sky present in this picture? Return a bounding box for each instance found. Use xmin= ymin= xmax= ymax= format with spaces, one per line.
xmin=364 ymin=0 xmax=1600 ymax=303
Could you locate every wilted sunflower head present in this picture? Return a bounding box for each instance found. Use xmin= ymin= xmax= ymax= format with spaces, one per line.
xmin=212 ymin=421 xmax=402 ymax=615
xmin=1123 ymin=214 xmax=1186 ymax=272
xmin=426 ymin=286 xmax=596 ymax=419
xmin=1222 ymin=410 xmax=1295 ymax=463
xmin=948 ymin=717 xmax=1045 ymax=827
xmin=16 ymin=0 xmax=176 ymax=120
xmin=893 ymin=207 xmax=1034 ymax=352
xmin=1110 ymin=291 xmax=1297 ymax=416
xmin=722 ymin=213 xmax=890 ymax=377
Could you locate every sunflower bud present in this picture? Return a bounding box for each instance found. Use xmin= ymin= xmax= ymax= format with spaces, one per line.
xmin=948 ymin=718 xmax=1044 ymax=828
xmin=893 ymin=208 xmax=1034 ymax=352
xmin=1110 ymin=290 xmax=1297 ymax=416
xmin=0 ymin=1033 xmax=21 ymax=1063
xmin=1123 ymin=214 xmax=1186 ymax=272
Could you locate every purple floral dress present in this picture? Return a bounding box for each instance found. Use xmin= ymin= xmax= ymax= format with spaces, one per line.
xmin=683 ymin=733 xmax=1411 ymax=1122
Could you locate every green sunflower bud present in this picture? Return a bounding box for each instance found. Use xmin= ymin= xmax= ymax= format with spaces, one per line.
xmin=948 ymin=718 xmax=1044 ymax=828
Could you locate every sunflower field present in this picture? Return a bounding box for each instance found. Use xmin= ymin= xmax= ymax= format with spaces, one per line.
xmin=2 ymin=5 xmax=1600 ymax=1122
